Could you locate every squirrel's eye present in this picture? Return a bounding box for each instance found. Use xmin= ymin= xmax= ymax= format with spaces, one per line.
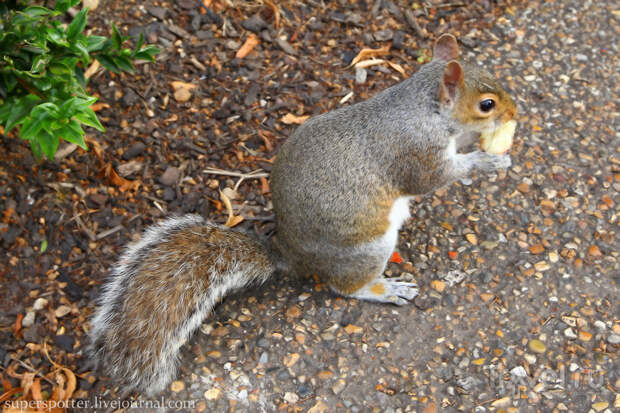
xmin=479 ymin=99 xmax=496 ymax=112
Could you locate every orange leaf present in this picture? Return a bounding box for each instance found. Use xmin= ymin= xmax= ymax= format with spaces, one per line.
xmin=170 ymin=81 xmax=198 ymax=92
xmin=20 ymin=372 xmax=35 ymax=399
xmin=260 ymin=177 xmax=270 ymax=195
xmin=264 ymin=0 xmax=280 ymax=29
xmin=386 ymin=60 xmax=405 ymax=75
xmin=389 ymin=251 xmax=403 ymax=264
xmin=225 ymin=215 xmax=244 ymax=228
xmin=1 ymin=373 xmax=14 ymax=392
xmin=219 ymin=190 xmax=244 ymax=228
xmin=30 ymin=378 xmax=42 ymax=405
xmin=13 ymin=314 xmax=23 ymax=338
xmin=280 ymin=113 xmax=310 ymax=125
xmin=235 ymin=34 xmax=260 ymax=59
xmin=104 ymin=164 xmax=140 ymax=192
xmin=90 ymin=102 xmax=110 ymax=112
xmin=349 ymin=45 xmax=391 ymax=67
xmin=448 ymin=251 xmax=458 ymax=259
xmin=0 ymin=387 xmax=21 ymax=404
xmin=84 ymin=136 xmax=103 ymax=159
xmin=257 ymin=130 xmax=275 ymax=152
xmin=61 ymin=368 xmax=77 ymax=401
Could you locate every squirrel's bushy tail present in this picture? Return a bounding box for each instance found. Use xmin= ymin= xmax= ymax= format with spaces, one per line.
xmin=88 ymin=215 xmax=275 ymax=395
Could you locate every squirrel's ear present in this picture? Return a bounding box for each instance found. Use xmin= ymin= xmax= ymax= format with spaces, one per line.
xmin=433 ymin=34 xmax=459 ymax=61
xmin=438 ymin=60 xmax=464 ymax=106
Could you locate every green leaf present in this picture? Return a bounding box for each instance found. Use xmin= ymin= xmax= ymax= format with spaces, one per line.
xmin=31 ymin=54 xmax=51 ymax=73
xmin=75 ymin=96 xmax=98 ymax=109
xmin=55 ymin=0 xmax=81 ymax=13
xmin=86 ymin=35 xmax=107 ymax=52
xmin=19 ymin=103 xmax=59 ymax=141
xmin=70 ymin=38 xmax=90 ymax=60
xmin=32 ymin=76 xmax=52 ymax=91
xmin=95 ymin=54 xmax=121 ymax=73
xmin=134 ymin=45 xmax=159 ymax=61
xmin=111 ymin=24 xmax=122 ymax=50
xmin=40 ymin=239 xmax=48 ymax=253
xmin=2 ymin=75 xmax=18 ymax=94
xmin=49 ymin=61 xmax=72 ymax=75
xmin=58 ymin=97 xmax=78 ymax=118
xmin=30 ymin=139 xmax=43 ymax=160
xmin=113 ymin=55 xmax=135 ymax=72
xmin=39 ymin=102 xmax=61 ymax=118
xmin=58 ymin=119 xmax=86 ymax=149
xmin=133 ymin=32 xmax=144 ymax=55
xmin=22 ymin=45 xmax=47 ymax=54
xmin=66 ymin=8 xmax=88 ymax=40
xmin=37 ymin=129 xmax=60 ymax=160
xmin=46 ymin=27 xmax=70 ymax=47
xmin=6 ymin=95 xmax=41 ymax=132
xmin=74 ymin=108 xmax=104 ymax=131
xmin=0 ymin=102 xmax=11 ymax=122
xmin=22 ymin=6 xmax=51 ymax=18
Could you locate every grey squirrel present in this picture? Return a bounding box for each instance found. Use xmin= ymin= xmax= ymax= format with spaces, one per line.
xmin=89 ymin=34 xmax=517 ymax=395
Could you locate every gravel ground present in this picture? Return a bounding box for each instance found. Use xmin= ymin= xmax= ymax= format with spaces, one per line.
xmin=1 ymin=0 xmax=617 ymax=412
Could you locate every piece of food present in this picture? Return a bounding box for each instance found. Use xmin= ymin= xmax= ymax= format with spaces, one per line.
xmin=480 ymin=119 xmax=517 ymax=155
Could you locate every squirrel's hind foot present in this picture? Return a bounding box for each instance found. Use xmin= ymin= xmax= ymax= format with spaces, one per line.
xmin=348 ymin=277 xmax=418 ymax=306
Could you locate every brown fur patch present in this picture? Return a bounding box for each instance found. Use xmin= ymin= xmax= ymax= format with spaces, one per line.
xmin=346 ymin=186 xmax=400 ymax=245
xmin=329 ymin=272 xmax=378 ymax=295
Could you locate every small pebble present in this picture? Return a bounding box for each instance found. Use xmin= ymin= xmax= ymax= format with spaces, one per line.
xmin=55 ymin=334 xmax=75 ymax=352
xmin=204 ymin=388 xmax=221 ymax=400
xmin=170 ymin=381 xmax=185 ymax=392
xmin=22 ymin=311 xmax=35 ymax=327
xmin=528 ymin=339 xmax=546 ymax=354
xmin=564 ymin=327 xmax=577 ymax=339
xmin=32 ymin=298 xmax=48 ymax=311
xmin=159 ymin=166 xmax=181 ymax=186
xmin=355 ymin=68 xmax=367 ymax=84
xmin=55 ymin=305 xmax=71 ymax=318
xmin=283 ymin=392 xmax=299 ymax=404
xmin=174 ymin=87 xmax=192 ymax=103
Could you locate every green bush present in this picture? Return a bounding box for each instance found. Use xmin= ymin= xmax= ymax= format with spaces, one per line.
xmin=0 ymin=0 xmax=159 ymax=160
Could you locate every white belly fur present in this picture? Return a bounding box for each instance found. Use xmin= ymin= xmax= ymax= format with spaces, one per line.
xmin=384 ymin=196 xmax=411 ymax=249
xmin=363 ymin=196 xmax=411 ymax=256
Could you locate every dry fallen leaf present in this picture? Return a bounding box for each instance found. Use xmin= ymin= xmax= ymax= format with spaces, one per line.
xmin=84 ymin=136 xmax=103 ymax=159
xmin=219 ymin=190 xmax=244 ymax=228
xmin=103 ymin=164 xmax=140 ymax=192
xmin=349 ymin=45 xmax=391 ymax=67
xmin=235 ymin=33 xmax=260 ymax=59
xmin=354 ymin=58 xmax=386 ymax=69
xmin=386 ymin=60 xmax=406 ymax=75
xmin=281 ymin=113 xmax=310 ymax=125
xmin=264 ymin=0 xmax=280 ymax=29
xmin=84 ymin=59 xmax=100 ymax=78
xmin=90 ymin=102 xmax=110 ymax=112
xmin=171 ymin=81 xmax=198 ymax=91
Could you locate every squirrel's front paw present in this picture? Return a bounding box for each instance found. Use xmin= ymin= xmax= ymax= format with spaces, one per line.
xmin=474 ymin=152 xmax=511 ymax=172
xmin=492 ymin=153 xmax=511 ymax=170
